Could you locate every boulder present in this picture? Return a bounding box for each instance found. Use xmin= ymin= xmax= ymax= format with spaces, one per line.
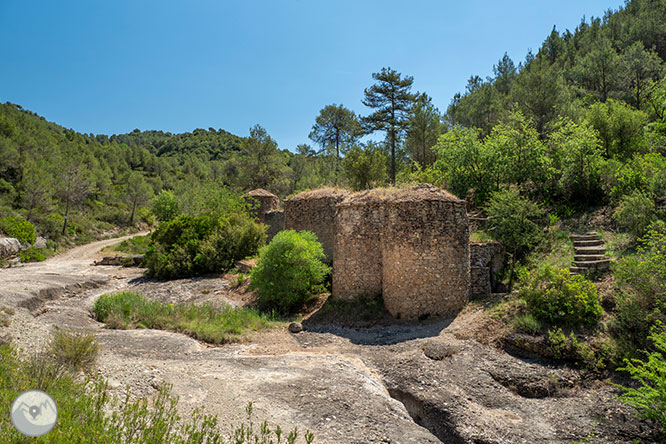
xmin=288 ymin=322 xmax=304 ymax=333
xmin=0 ymin=237 xmax=22 ymax=258
xmin=34 ymin=236 xmax=48 ymax=249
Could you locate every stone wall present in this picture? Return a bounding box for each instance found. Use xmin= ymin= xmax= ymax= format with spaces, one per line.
xmin=284 ymin=188 xmax=348 ymax=263
xmin=332 ymin=185 xmax=470 ymax=320
xmin=333 ymin=197 xmax=383 ymax=300
xmin=382 ymin=198 xmax=469 ymax=319
xmin=245 ymin=189 xmax=280 ymax=223
xmin=470 ymin=241 xmax=505 ymax=298
xmin=264 ymin=210 xmax=284 ymax=241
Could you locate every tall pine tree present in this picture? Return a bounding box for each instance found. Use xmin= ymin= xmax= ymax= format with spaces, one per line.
xmin=362 ymin=67 xmax=416 ymax=185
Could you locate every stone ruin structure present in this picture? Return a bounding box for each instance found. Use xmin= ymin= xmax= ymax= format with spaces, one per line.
xmin=245 ymin=189 xmax=280 ymax=223
xmin=245 ymin=189 xmax=283 ymax=241
xmin=277 ymin=184 xmax=502 ymax=320
xmin=470 ymin=242 xmax=505 ymax=299
xmin=331 ymin=185 xmax=470 ymax=320
xmin=283 ymin=188 xmax=348 ymax=264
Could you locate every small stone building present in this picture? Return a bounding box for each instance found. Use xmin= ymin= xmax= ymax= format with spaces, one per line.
xmin=244 ymin=189 xmax=280 ymax=223
xmin=470 ymin=242 xmax=505 ymax=299
xmin=284 ymin=188 xmax=348 ymax=263
xmin=333 ymin=185 xmax=470 ymax=320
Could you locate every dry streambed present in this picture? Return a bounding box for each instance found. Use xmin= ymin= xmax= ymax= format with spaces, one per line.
xmin=0 ymin=237 xmax=659 ymax=443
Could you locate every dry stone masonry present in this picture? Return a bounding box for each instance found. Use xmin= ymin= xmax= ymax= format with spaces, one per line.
xmin=470 ymin=242 xmax=505 ymax=299
xmin=284 ymin=188 xmax=348 ymax=264
xmin=332 ymin=185 xmax=470 ymax=320
xmin=244 ymin=189 xmax=280 ymax=223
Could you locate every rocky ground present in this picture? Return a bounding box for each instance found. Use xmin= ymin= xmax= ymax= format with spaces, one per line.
xmin=0 ymin=236 xmax=661 ymax=443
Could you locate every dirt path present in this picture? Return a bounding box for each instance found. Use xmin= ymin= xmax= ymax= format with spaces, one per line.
xmin=0 ymin=236 xmax=659 ymax=443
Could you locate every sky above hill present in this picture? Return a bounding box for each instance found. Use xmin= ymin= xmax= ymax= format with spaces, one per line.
xmin=1 ymin=0 xmax=621 ymax=151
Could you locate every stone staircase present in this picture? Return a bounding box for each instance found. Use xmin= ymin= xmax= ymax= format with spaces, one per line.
xmin=569 ymin=232 xmax=611 ymax=275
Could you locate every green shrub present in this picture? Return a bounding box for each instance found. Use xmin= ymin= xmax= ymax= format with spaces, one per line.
xmin=520 ymin=265 xmax=602 ymax=326
xmin=513 ymin=313 xmax=542 ymax=335
xmin=105 ymin=235 xmax=150 ymax=255
xmin=611 ymin=221 xmax=666 ymax=356
xmin=18 ymin=246 xmax=47 ymax=262
xmin=616 ymin=328 xmax=666 ymax=434
xmin=612 ymin=190 xmax=657 ymax=238
xmin=47 ymin=329 xmax=98 ymax=372
xmin=547 ymin=327 xmax=606 ymax=371
xmin=152 ymin=189 xmax=180 ymax=222
xmin=92 ymin=291 xmax=274 ymax=344
xmin=0 ymin=216 xmax=35 ymax=244
xmin=250 ymin=230 xmax=331 ymax=314
xmin=144 ymin=212 xmax=265 ymax=279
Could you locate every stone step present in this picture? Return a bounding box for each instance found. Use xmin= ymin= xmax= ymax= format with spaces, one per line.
xmin=574 ymin=254 xmax=607 ymax=262
xmin=573 ymin=240 xmax=605 ymax=247
xmin=569 ymin=267 xmax=587 ymax=274
xmin=573 ymin=259 xmax=611 ymax=269
xmin=570 ymin=234 xmax=599 ymax=242
xmin=574 ymin=246 xmax=606 ymax=255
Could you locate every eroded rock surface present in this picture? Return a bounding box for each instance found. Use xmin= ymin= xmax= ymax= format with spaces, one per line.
xmin=0 ymin=235 xmax=660 ymax=443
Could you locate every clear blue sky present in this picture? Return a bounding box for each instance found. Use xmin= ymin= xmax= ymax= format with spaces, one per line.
xmin=1 ymin=0 xmax=622 ymax=151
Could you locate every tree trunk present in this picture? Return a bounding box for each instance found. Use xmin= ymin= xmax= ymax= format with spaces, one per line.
xmin=62 ymin=197 xmax=70 ymax=235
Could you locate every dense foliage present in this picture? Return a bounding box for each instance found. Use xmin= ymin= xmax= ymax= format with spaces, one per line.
xmin=143 ymin=212 xmax=265 ymax=279
xmin=520 ymin=266 xmax=603 ymax=326
xmin=250 ymin=230 xmax=330 ymax=314
xmin=0 ymin=216 xmax=35 ymax=244
xmin=617 ymin=328 xmax=666 ymax=434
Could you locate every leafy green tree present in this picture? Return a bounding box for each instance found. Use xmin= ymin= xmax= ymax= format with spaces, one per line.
xmin=362 ymin=67 xmax=417 ymax=185
xmin=19 ymin=158 xmax=53 ymax=222
xmin=512 ymin=58 xmax=566 ymax=134
xmin=341 ymin=143 xmax=387 ymax=191
xmin=621 ymin=41 xmax=665 ymax=109
xmin=405 ymin=93 xmax=441 ymax=168
xmin=575 ymin=37 xmax=621 ymax=102
xmin=585 ymin=99 xmax=648 ymax=160
xmin=548 ymin=119 xmax=604 ymax=203
xmin=484 ymin=112 xmax=547 ymax=188
xmin=233 ymin=125 xmax=291 ymax=195
xmin=612 ymin=190 xmax=657 ymax=238
xmin=152 ymin=190 xmax=180 ymax=222
xmin=447 ymin=76 xmax=504 ymax=135
xmin=485 ymin=188 xmax=545 ymax=290
xmin=125 ymin=172 xmax=153 ymax=225
xmin=55 ymin=147 xmax=93 ymax=235
xmin=309 ymin=104 xmax=362 ymax=183
xmin=432 ymin=126 xmax=496 ymax=203
xmin=493 ymin=53 xmax=517 ymax=95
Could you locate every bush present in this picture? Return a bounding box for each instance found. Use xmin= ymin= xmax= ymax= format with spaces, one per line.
xmin=513 ymin=313 xmax=542 ymax=335
xmin=47 ymin=329 xmax=98 ymax=372
xmin=616 ymin=328 xmax=666 ymax=434
xmin=250 ymin=230 xmax=331 ymax=314
xmin=611 ymin=221 xmax=666 ymax=356
xmin=92 ymin=291 xmax=274 ymax=344
xmin=152 ymin=190 xmax=180 ymax=222
xmin=520 ymin=265 xmax=602 ymax=326
xmin=18 ymin=246 xmax=47 ymax=262
xmin=612 ymin=190 xmax=657 ymax=238
xmin=144 ymin=212 xmax=265 ymax=279
xmin=0 ymin=216 xmax=35 ymax=244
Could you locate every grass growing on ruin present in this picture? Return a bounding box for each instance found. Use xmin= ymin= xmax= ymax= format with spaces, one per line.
xmin=92 ymin=291 xmax=276 ymax=344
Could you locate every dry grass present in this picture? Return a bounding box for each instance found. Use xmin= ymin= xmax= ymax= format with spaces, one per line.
xmin=287 ymin=187 xmax=349 ymax=200
xmin=340 ymin=184 xmax=462 ymax=206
